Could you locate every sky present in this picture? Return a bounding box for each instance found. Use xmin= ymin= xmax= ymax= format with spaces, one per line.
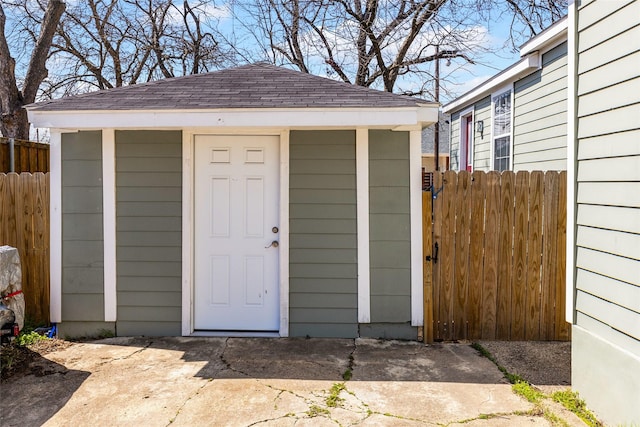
xmin=7 ymin=1 xmax=527 ymax=118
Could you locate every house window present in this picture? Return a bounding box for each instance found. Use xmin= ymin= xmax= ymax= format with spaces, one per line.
xmin=492 ymin=89 xmax=512 ymax=171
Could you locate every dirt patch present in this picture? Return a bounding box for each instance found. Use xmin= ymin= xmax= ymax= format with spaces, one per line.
xmin=1 ymin=339 xmax=74 ymax=382
xmin=476 ymin=341 xmax=571 ymax=387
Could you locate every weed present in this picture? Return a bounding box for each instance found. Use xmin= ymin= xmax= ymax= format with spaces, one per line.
xmin=96 ymin=329 xmax=115 ymax=339
xmin=470 ymin=342 xmax=525 ymax=384
xmin=306 ymin=405 xmax=329 ymax=417
xmin=552 ymin=390 xmax=602 ymax=427
xmin=16 ymin=330 xmax=47 ymax=346
xmin=512 ymin=381 xmax=544 ymax=404
xmin=326 ymin=382 xmax=346 ymax=407
xmin=0 ymin=346 xmax=18 ymax=371
xmin=543 ymin=408 xmax=570 ymax=427
xmin=342 ymin=368 xmax=352 ymax=381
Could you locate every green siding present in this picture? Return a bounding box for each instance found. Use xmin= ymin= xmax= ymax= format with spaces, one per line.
xmin=472 ymin=97 xmax=492 ymax=170
xmin=573 ymin=1 xmax=640 ymax=424
xmin=115 ymin=130 xmax=182 ymax=336
xmin=513 ymin=42 xmax=568 ymax=171
xmin=61 ymin=131 xmax=107 ymax=337
xmin=289 ymin=130 xmax=358 ymax=338
xmin=368 ymin=130 xmax=412 ymax=329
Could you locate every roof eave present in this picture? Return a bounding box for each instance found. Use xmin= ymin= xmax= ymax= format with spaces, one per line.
xmin=442 ymin=55 xmax=540 ymax=114
xmin=519 ymin=16 xmax=568 ymax=57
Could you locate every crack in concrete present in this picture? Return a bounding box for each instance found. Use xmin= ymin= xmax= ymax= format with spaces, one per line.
xmin=89 ymin=341 xmax=153 ymax=370
xmin=165 ymin=378 xmax=213 ymax=427
xmin=218 ymin=337 xmax=250 ymax=378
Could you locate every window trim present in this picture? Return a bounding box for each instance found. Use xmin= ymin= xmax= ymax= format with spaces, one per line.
xmin=490 ymin=85 xmax=514 ymax=171
xmin=458 ymin=106 xmax=474 ymax=172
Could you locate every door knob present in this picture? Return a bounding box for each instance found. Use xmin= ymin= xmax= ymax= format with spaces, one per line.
xmin=265 ymin=240 xmax=279 ymax=248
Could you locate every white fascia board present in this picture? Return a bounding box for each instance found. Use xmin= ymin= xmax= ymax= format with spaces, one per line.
xmin=417 ymin=105 xmax=440 ymax=127
xmin=27 ymin=107 xmax=437 ymax=130
xmin=442 ymin=55 xmax=540 ymax=114
xmin=519 ymin=16 xmax=568 ymax=57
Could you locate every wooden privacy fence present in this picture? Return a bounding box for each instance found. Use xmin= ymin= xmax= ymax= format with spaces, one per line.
xmin=0 ymin=137 xmax=50 ymax=173
xmin=0 ymin=173 xmax=50 ymax=324
xmin=423 ymin=170 xmax=569 ymax=343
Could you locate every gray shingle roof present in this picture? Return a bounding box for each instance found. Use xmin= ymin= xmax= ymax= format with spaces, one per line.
xmin=28 ymin=63 xmax=433 ymax=111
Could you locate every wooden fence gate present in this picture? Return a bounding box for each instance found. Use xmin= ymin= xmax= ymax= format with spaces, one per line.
xmin=0 ymin=173 xmax=50 ymax=324
xmin=423 ymin=170 xmax=570 ymax=343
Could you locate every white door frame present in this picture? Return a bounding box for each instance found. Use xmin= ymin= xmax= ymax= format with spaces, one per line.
xmin=181 ymin=129 xmax=290 ymax=336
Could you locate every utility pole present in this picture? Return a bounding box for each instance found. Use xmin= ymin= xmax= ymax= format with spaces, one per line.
xmin=434 ymin=45 xmax=440 ymax=172
xmin=434 ymin=47 xmax=459 ymax=172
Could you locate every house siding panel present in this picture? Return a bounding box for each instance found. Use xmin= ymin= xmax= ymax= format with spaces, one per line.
xmin=574 ymin=1 xmax=640 ymax=424
xmin=289 ymin=130 xmax=358 ymax=338
xmin=115 ymin=130 xmax=182 ymax=336
xmin=60 ymin=131 xmax=109 ymax=336
xmin=472 ymin=97 xmax=492 ymax=170
xmin=513 ymin=42 xmax=568 ymax=171
xmin=368 ymin=130 xmax=413 ymax=335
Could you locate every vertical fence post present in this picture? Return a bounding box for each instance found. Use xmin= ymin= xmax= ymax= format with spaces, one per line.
xmin=9 ymin=138 xmax=15 ymax=173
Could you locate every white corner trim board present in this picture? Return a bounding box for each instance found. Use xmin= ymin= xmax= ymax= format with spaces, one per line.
xmin=102 ymin=129 xmax=117 ymax=322
xmin=356 ymin=129 xmax=371 ymax=323
xmin=181 ymin=131 xmax=194 ymax=336
xmin=410 ymin=130 xmax=424 ymax=326
xmin=279 ymin=130 xmax=290 ymax=337
xmin=49 ymin=131 xmax=63 ymax=324
xmin=565 ymin=0 xmax=577 ymax=324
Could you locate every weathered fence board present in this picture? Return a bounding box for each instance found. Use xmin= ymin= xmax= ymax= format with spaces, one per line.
xmin=0 ymin=173 xmax=50 ymax=324
xmin=424 ymin=170 xmax=569 ymax=342
xmin=422 ymin=192 xmax=433 ymax=343
xmin=0 ymin=138 xmax=50 ymax=173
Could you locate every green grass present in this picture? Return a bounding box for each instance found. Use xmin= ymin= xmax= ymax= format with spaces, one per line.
xmin=512 ymin=381 xmax=545 ymax=404
xmin=472 ymin=342 xmax=604 ymax=427
xmin=552 ymin=390 xmax=602 ymax=427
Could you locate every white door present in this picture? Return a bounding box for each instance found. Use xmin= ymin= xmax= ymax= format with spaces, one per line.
xmin=194 ymin=135 xmax=280 ymax=331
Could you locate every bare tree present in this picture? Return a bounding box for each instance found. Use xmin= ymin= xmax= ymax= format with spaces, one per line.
xmin=237 ymin=0 xmax=566 ymax=94
xmin=0 ymin=0 xmax=65 ymax=139
xmin=239 ymin=0 xmax=490 ymax=93
xmin=502 ymin=0 xmax=567 ymax=48
xmin=45 ymin=0 xmax=235 ymax=94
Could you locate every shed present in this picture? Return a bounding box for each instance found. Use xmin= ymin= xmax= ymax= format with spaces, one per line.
xmin=26 ymin=63 xmax=438 ymax=339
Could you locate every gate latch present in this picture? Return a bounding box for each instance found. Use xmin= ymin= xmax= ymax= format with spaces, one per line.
xmin=426 ymin=242 xmax=438 ymax=264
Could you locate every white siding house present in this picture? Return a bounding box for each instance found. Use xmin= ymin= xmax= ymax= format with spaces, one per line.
xmin=568 ymin=0 xmax=640 ymax=425
xmin=443 ymin=17 xmax=568 ymax=172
